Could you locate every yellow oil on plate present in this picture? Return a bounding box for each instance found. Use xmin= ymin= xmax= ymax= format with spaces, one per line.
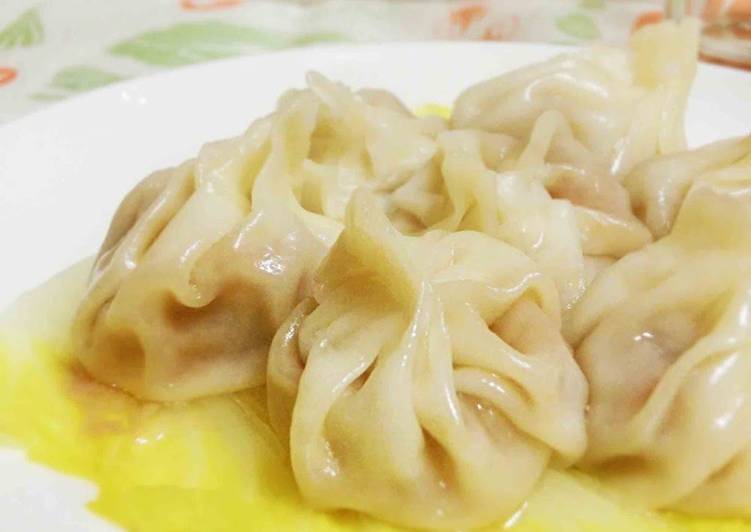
xmin=2 ymin=42 xmax=751 ymax=531
xmin=0 ymin=261 xmax=748 ymax=532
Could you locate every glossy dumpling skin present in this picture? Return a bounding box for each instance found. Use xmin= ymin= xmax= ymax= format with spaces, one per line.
xmin=72 ymin=73 xmax=449 ymax=402
xmin=435 ymin=112 xmax=651 ymax=310
xmin=625 ymin=135 xmax=751 ymax=238
xmin=452 ymin=19 xmax=698 ymax=177
xmin=267 ymin=191 xmax=587 ymax=530
xmin=567 ymin=168 xmax=751 ymax=516
xmin=288 ymin=72 xmax=447 ymax=234
xmin=72 ymin=93 xmax=337 ymax=402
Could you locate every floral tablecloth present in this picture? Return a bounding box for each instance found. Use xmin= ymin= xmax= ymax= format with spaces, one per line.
xmin=0 ymin=0 xmax=667 ymax=123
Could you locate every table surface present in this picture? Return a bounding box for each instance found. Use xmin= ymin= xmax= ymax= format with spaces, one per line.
xmin=0 ymin=0 xmax=666 ymax=124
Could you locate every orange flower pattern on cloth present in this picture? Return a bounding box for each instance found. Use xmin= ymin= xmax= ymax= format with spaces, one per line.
xmin=450 ymin=4 xmax=488 ymax=31
xmin=444 ymin=3 xmax=520 ymax=41
xmin=0 ymin=67 xmax=17 ymax=86
xmin=632 ymin=10 xmax=664 ymax=33
xmin=704 ymin=0 xmax=751 ymax=20
xmin=4 ymin=0 xmax=750 ymax=122
xmin=180 ymin=0 xmax=242 ymax=11
xmin=482 ymin=15 xmax=520 ymax=40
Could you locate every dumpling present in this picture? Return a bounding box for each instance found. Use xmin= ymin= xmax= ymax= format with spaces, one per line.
xmin=523 ymin=112 xmax=652 ymax=258
xmin=267 ymin=190 xmax=587 ymax=529
xmin=435 ymin=126 xmax=586 ymax=308
xmin=567 ymin=166 xmax=751 ymax=516
xmin=290 ymin=72 xmax=447 ymax=234
xmin=72 ymin=97 xmax=333 ymax=401
xmin=452 ymin=19 xmax=699 ymax=177
xmin=625 ymin=135 xmax=751 ymax=238
xmin=434 ymin=111 xmax=651 ymax=310
xmin=284 ymin=73 xmax=652 ymax=311
xmin=72 ymin=73 xmax=451 ymax=402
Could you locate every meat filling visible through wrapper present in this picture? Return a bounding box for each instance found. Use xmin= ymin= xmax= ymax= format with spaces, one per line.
xmin=569 ymin=160 xmax=751 ymax=517
xmin=267 ymin=191 xmax=587 ymax=530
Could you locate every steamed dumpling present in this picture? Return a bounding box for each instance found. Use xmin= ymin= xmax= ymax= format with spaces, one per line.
xmin=435 ymin=126 xmax=586 ymax=308
xmin=625 ymin=135 xmax=751 ymax=238
xmin=267 ymin=191 xmax=587 ymax=529
xmin=434 ymin=112 xmax=651 ymax=309
xmin=72 ymin=104 xmax=330 ymax=401
xmin=523 ymin=112 xmax=652 ymax=258
xmin=72 ymin=74 xmax=450 ymax=402
xmin=452 ymin=18 xmax=699 ymax=177
xmin=289 ymin=72 xmax=447 ymax=233
xmin=567 ymin=170 xmax=751 ymax=516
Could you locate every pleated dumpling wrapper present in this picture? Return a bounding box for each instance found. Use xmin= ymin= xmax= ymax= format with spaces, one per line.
xmin=71 ymin=110 xmax=322 ymax=401
xmin=434 ymin=113 xmax=651 ymax=311
xmin=452 ymin=18 xmax=699 ymax=177
xmin=625 ymin=135 xmax=751 ymax=238
xmin=567 ymin=153 xmax=751 ymax=516
xmin=267 ymin=191 xmax=587 ymax=529
xmin=72 ymin=71 xmax=448 ymax=402
xmin=284 ymin=72 xmax=446 ymax=234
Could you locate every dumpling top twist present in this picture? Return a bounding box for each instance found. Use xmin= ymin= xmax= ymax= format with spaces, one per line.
xmin=267 ymin=190 xmax=587 ymax=529
xmin=72 ymin=73 xmax=447 ymax=402
xmin=568 ymin=149 xmax=751 ymax=516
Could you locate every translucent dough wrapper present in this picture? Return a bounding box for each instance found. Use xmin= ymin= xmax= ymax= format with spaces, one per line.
xmin=568 ymin=170 xmax=751 ymax=517
xmin=434 ymin=112 xmax=651 ymax=310
xmin=625 ymin=135 xmax=751 ymax=238
xmin=267 ymin=191 xmax=587 ymax=530
xmin=73 ymin=74 xmax=443 ymax=401
xmin=452 ymin=19 xmax=699 ymax=177
xmin=72 ymin=112 xmax=328 ymax=401
xmin=291 ymin=73 xmax=447 ymax=234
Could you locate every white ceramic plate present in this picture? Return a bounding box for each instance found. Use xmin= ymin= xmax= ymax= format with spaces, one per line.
xmin=0 ymin=42 xmax=750 ymax=531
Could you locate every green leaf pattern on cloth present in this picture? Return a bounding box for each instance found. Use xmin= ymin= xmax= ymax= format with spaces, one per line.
xmin=0 ymin=7 xmax=44 ymax=49
xmin=578 ymin=0 xmax=605 ymax=9
xmin=50 ymin=66 xmax=124 ymax=92
xmin=0 ymin=1 xmax=664 ymax=123
xmin=110 ymin=21 xmax=288 ymax=66
xmin=30 ymin=66 xmax=124 ymax=102
xmin=555 ymin=12 xmax=601 ymax=39
xmin=29 ymin=92 xmax=66 ymax=102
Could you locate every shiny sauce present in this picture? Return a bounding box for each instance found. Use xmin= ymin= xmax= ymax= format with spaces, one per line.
xmin=0 ymin=262 xmax=747 ymax=532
